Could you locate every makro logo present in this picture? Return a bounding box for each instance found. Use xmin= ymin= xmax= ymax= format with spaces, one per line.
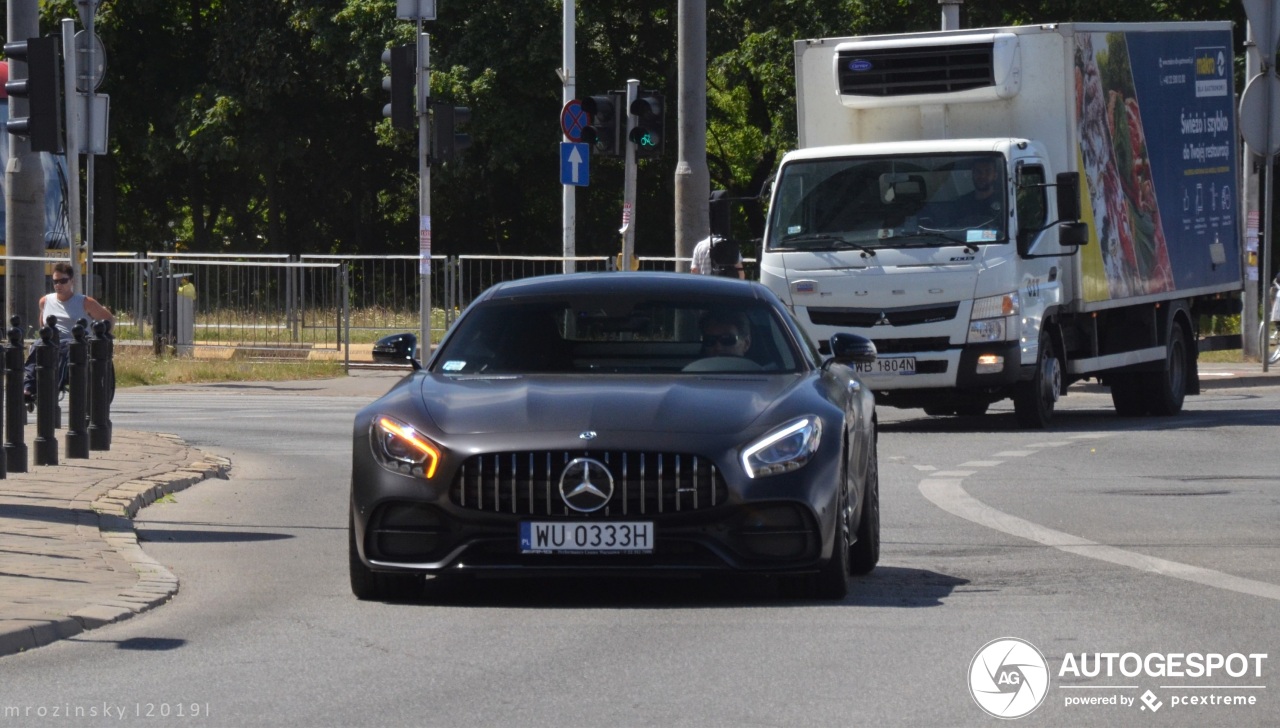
xmin=969 ymin=637 xmax=1050 ymax=719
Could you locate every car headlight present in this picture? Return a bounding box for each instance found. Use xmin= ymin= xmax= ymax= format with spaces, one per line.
xmin=968 ymin=292 xmax=1019 ymax=343
xmin=370 ymin=415 xmax=441 ymax=479
xmin=741 ymin=417 xmax=823 ymax=479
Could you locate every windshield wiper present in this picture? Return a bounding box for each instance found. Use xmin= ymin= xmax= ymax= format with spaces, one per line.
xmin=778 ymin=233 xmax=877 ymax=256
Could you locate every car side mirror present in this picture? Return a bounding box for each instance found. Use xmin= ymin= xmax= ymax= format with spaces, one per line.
xmin=828 ymin=332 xmax=877 ymax=366
xmin=372 ymin=332 xmax=421 ymax=369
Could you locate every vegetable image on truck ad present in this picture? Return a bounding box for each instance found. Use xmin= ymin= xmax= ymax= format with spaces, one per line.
xmin=1074 ymin=30 xmax=1237 ymax=302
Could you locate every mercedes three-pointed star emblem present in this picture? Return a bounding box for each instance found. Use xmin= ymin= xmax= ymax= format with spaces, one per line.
xmin=559 ymin=457 xmax=615 ymax=513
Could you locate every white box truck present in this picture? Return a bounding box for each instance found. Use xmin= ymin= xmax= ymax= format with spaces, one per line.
xmin=759 ymin=22 xmax=1243 ymax=427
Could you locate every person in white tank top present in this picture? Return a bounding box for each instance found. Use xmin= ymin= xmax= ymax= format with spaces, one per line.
xmin=23 ymin=262 xmax=115 ymax=401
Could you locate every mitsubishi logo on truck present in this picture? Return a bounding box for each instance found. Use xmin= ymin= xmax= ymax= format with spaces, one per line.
xmin=875 ymin=312 xmax=891 ymax=326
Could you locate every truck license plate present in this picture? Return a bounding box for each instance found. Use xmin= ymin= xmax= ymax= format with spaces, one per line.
xmin=856 ymin=356 xmax=916 ymax=375
xmin=520 ymin=522 xmax=654 ymax=554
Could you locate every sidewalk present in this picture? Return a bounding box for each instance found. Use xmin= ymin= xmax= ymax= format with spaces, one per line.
xmin=0 ymin=422 xmax=229 ymax=658
xmin=0 ymin=364 xmax=1272 ymax=660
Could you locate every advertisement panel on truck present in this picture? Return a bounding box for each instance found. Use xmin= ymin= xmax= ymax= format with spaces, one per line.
xmin=1074 ymin=29 xmax=1238 ymax=302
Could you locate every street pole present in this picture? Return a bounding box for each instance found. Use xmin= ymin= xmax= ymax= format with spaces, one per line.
xmin=4 ymin=0 xmax=44 ymax=332
xmin=561 ymin=0 xmax=576 ymax=273
xmin=621 ymin=79 xmax=638 ymax=269
xmin=418 ymin=26 xmax=431 ymax=354
xmin=60 ymin=20 xmax=83 ymax=289
xmin=674 ymin=0 xmax=708 ymax=271
xmin=83 ymin=2 xmax=96 ymax=297
xmin=1243 ymin=22 xmax=1260 ymax=360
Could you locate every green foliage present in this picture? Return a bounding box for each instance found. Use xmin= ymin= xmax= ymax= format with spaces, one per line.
xmin=1 ymin=0 xmax=1252 ymax=261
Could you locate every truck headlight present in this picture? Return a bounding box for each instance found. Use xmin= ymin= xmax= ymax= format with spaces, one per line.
xmin=968 ymin=292 xmax=1019 ymax=343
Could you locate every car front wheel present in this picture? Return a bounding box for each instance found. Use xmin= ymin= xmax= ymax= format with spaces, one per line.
xmin=349 ymin=506 xmax=422 ymax=601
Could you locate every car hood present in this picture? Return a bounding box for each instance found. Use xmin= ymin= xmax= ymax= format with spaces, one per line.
xmin=419 ymin=373 xmax=803 ymax=435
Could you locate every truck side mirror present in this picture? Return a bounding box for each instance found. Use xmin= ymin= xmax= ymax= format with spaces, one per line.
xmin=1058 ymin=220 xmax=1089 ymax=247
xmin=1055 ymin=172 xmax=1081 ymax=222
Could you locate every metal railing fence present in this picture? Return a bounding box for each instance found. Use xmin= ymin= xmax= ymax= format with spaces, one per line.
xmin=87 ymin=253 xmax=752 ymax=363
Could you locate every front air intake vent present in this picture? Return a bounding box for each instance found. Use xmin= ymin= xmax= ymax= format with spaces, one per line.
xmin=837 ymin=43 xmax=994 ymax=97
xmin=832 ymin=33 xmax=1021 ymax=108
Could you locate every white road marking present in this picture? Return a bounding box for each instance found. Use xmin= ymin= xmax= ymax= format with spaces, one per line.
xmin=919 ymin=474 xmax=1280 ymax=602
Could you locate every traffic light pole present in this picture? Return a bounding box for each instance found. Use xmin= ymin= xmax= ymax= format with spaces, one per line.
xmin=4 ymin=0 xmax=44 ymax=332
xmin=61 ymin=19 xmax=83 ymax=287
xmin=417 ymin=27 xmax=432 ymax=355
xmin=561 ymin=0 xmax=576 ymax=273
xmin=620 ymin=79 xmax=638 ymax=270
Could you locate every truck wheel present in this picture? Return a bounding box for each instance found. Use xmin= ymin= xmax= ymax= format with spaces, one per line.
xmin=1145 ymin=323 xmax=1188 ymax=416
xmin=1013 ymin=333 xmax=1060 ymax=428
xmin=1109 ymin=375 xmax=1148 ymax=416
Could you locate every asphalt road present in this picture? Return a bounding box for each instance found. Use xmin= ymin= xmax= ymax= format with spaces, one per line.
xmin=0 ymin=379 xmax=1276 ymax=727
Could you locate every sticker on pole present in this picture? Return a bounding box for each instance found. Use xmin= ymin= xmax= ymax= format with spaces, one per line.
xmin=419 ymin=216 xmax=431 ymax=274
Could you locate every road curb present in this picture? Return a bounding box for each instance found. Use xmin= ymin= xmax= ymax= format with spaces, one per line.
xmin=0 ymin=442 xmax=230 ymax=659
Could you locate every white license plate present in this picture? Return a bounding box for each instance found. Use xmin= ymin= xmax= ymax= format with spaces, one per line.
xmin=856 ymin=356 xmax=916 ymax=375
xmin=520 ymin=522 xmax=654 ymax=554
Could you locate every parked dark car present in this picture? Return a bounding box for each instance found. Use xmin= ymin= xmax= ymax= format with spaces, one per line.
xmin=350 ymin=272 xmax=879 ymax=600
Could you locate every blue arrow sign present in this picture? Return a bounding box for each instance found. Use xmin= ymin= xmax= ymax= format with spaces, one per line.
xmin=561 ymin=142 xmax=589 ymax=187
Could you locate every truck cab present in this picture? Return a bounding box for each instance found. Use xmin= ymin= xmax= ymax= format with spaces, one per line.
xmin=761 ymin=139 xmax=1084 ymax=419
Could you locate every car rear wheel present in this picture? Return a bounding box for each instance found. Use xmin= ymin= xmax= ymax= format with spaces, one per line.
xmin=349 ymin=507 xmax=422 ymax=601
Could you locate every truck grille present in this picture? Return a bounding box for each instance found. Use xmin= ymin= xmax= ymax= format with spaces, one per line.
xmin=808 ymin=303 xmax=959 ymax=328
xmin=450 ymin=451 xmax=727 ymax=517
xmin=873 ymin=337 xmax=953 ymax=354
xmin=837 ymin=43 xmax=994 ymax=97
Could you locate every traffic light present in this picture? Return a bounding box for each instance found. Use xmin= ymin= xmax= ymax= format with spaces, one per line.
xmin=381 ymin=43 xmax=415 ymax=130
xmin=581 ymin=93 xmax=623 ymax=157
xmin=431 ymin=103 xmax=471 ymax=164
xmin=629 ymin=91 xmax=664 ymax=157
xmin=4 ymin=36 xmax=64 ymax=153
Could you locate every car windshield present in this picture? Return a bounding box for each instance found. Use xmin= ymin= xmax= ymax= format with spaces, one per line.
xmin=432 ymin=295 xmax=802 ymax=375
xmin=766 ymin=153 xmax=1008 ymax=251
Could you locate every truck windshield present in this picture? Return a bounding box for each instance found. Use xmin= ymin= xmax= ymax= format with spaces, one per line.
xmin=766 ymin=154 xmax=1008 ymax=252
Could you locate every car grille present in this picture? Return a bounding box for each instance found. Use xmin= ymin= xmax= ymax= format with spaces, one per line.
xmin=450 ymin=451 xmax=728 ymax=517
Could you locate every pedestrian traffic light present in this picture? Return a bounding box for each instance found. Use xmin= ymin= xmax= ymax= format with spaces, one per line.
xmin=629 ymin=91 xmax=664 ymax=158
xmin=4 ymin=36 xmax=64 ymax=153
xmin=581 ymin=93 xmax=623 ymax=157
xmin=431 ymin=103 xmax=471 ymax=164
xmin=381 ymin=43 xmax=416 ymax=130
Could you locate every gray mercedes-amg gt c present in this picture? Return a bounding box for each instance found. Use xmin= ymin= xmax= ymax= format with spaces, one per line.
xmin=350 ymin=272 xmax=879 ymax=600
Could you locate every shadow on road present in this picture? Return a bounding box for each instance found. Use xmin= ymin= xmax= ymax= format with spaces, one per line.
xmin=136 ymin=528 xmax=293 ymax=544
xmin=371 ymin=566 xmax=967 ymax=609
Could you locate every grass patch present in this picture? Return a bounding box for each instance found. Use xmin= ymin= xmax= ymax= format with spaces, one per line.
xmin=1199 ymin=349 xmax=1245 ymax=363
xmin=113 ymin=346 xmax=345 ymax=387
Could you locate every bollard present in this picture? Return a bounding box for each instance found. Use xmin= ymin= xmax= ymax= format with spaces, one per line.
xmin=65 ymin=321 xmax=90 ymax=459
xmin=88 ymin=319 xmax=113 ymax=451
xmin=34 ymin=321 xmax=59 ymax=466
xmin=4 ymin=318 xmax=27 ymax=473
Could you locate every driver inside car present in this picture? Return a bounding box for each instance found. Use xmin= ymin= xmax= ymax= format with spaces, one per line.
xmin=699 ymin=310 xmax=752 ymax=358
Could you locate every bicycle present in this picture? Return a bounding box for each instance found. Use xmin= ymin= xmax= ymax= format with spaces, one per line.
xmin=1260 ymin=275 xmax=1280 ymax=366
